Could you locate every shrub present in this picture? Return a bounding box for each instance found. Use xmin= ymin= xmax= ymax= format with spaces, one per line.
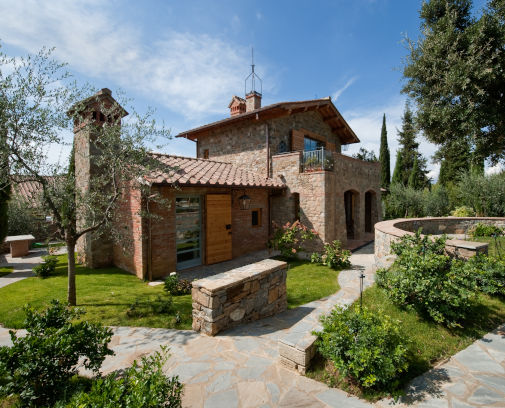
xmin=311 ymin=240 xmax=351 ymax=269
xmin=269 ymin=221 xmax=317 ymax=258
xmin=64 ymin=346 xmax=183 ymax=408
xmin=469 ymin=223 xmax=504 ymax=238
xmin=32 ymin=254 xmax=58 ymax=278
xmin=450 ymin=205 xmax=475 ymax=217
xmin=127 ymin=295 xmax=173 ymax=318
xmin=377 ymin=230 xmax=477 ymax=327
xmin=457 ymin=171 xmax=505 ymax=216
xmin=423 ymin=185 xmax=450 ymax=217
xmin=0 ymin=300 xmax=113 ymax=407
xmin=314 ymin=306 xmax=408 ymax=390
xmin=7 ymin=199 xmax=48 ymax=239
xmin=164 ymin=272 xmax=192 ymax=296
xmin=461 ymin=254 xmax=505 ymax=296
xmin=384 ymin=184 xmax=424 ymax=219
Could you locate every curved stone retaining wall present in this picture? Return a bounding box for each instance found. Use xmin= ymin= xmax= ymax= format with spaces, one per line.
xmin=374 ymin=217 xmax=505 ymax=268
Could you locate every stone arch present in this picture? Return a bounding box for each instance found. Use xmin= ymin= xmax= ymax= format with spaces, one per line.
xmin=364 ymin=190 xmax=378 ymax=233
xmin=344 ymin=189 xmax=360 ymax=239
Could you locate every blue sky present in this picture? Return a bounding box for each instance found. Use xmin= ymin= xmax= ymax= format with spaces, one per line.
xmin=0 ymin=0 xmax=493 ymax=178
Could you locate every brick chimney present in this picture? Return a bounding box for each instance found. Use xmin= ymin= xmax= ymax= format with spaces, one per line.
xmin=228 ymin=95 xmax=246 ymax=117
xmin=69 ymin=88 xmax=127 ymax=268
xmin=246 ymin=91 xmax=261 ymax=112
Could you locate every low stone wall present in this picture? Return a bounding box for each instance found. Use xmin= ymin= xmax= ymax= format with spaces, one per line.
xmin=374 ymin=217 xmax=503 ymax=268
xmin=191 ymin=259 xmax=287 ymax=336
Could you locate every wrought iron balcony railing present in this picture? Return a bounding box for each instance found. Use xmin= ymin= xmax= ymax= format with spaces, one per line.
xmin=302 ymin=148 xmax=334 ymax=172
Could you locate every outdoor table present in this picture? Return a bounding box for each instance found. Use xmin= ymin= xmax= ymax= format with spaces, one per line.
xmin=4 ymin=235 xmax=35 ymax=257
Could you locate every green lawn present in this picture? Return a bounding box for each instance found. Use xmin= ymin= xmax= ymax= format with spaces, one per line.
xmin=307 ymin=284 xmax=505 ymax=400
xmin=469 ymin=236 xmax=505 ymax=258
xmin=0 ymin=254 xmax=193 ymax=330
xmin=0 ymin=267 xmax=13 ymax=278
xmin=285 ymin=259 xmax=341 ymax=308
xmin=0 ymin=254 xmax=341 ymax=330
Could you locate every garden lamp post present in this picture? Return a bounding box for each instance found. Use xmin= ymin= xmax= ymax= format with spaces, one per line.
xmin=359 ymin=272 xmax=365 ymax=311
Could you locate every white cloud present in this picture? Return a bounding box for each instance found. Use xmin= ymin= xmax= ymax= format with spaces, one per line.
xmin=0 ymin=0 xmax=261 ymax=119
xmin=332 ymin=76 xmax=357 ymax=101
xmin=342 ymin=98 xmax=439 ymax=176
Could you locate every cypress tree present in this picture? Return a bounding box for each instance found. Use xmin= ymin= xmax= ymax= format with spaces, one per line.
xmin=379 ymin=114 xmax=391 ymax=189
xmin=408 ymin=157 xmax=422 ymax=189
xmin=391 ymin=150 xmax=403 ymax=185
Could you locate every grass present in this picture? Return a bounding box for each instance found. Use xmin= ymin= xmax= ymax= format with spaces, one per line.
xmin=307 ymin=284 xmax=505 ymax=400
xmin=468 ymin=236 xmax=505 ymax=258
xmin=0 ymin=267 xmax=13 ymax=278
xmin=0 ymin=254 xmax=341 ymax=329
xmin=0 ymin=254 xmax=193 ymax=330
xmin=285 ymin=258 xmax=341 ymax=309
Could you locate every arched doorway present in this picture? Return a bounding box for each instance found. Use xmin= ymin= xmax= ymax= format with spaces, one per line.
xmin=365 ymin=190 xmax=378 ymax=233
xmin=344 ymin=190 xmax=359 ymax=239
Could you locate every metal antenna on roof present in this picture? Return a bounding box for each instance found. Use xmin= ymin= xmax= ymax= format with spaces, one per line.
xmin=245 ymin=47 xmax=262 ymax=96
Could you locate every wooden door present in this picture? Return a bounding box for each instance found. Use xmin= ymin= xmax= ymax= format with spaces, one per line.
xmin=205 ymin=194 xmax=232 ymax=264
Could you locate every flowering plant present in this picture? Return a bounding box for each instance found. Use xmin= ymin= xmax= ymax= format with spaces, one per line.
xmin=269 ymin=221 xmax=317 ymax=258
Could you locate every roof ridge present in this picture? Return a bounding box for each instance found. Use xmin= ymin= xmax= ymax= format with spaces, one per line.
xmin=148 ymin=151 xmax=231 ymax=165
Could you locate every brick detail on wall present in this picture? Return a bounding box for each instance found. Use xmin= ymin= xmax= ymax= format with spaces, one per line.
xmin=112 ymin=182 xmax=146 ymax=279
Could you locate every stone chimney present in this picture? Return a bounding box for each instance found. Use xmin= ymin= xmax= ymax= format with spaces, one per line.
xmin=70 ymin=88 xmax=127 ymax=268
xmin=246 ymin=91 xmax=262 ymax=112
xmin=228 ymin=95 xmax=246 ymax=117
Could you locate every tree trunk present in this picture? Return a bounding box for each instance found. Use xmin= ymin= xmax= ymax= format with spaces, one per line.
xmin=67 ymin=241 xmax=76 ymax=306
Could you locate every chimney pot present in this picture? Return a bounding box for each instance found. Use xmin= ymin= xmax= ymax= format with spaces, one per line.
xmin=246 ymin=91 xmax=261 ymax=112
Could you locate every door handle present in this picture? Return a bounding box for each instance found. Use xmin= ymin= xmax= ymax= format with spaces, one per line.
xmin=226 ymin=224 xmax=231 ymax=230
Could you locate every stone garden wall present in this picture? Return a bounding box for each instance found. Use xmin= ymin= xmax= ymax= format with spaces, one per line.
xmin=191 ymin=258 xmax=287 ymax=336
xmin=374 ymin=217 xmax=505 ymax=268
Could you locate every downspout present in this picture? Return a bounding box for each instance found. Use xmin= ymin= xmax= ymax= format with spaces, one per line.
xmin=265 ymin=123 xmax=270 ymax=178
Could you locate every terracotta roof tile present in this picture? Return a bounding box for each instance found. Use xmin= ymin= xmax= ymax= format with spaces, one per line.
xmin=147 ymin=153 xmax=285 ymax=189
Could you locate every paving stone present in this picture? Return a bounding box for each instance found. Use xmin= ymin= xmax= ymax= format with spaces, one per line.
xmin=205 ymin=371 xmax=234 ymax=393
xmin=467 ymin=385 xmax=505 ymax=406
xmin=168 ymin=362 xmax=212 ymax=382
xmin=454 ymin=345 xmax=505 ymax=374
xmin=414 ymin=398 xmax=449 ymax=408
xmin=278 ymin=387 xmax=325 ymax=408
xmin=445 ymin=382 xmax=468 ymax=399
xmin=203 ymin=388 xmax=238 ymax=408
xmin=214 ymin=361 xmax=235 ymax=371
xmin=267 ymin=382 xmax=280 ymax=404
xmin=451 ymin=400 xmax=475 ymax=408
xmin=236 ymin=381 xmax=269 ymax=407
xmin=316 ymin=389 xmax=370 ymax=407
xmin=471 ymin=373 xmax=505 ymax=393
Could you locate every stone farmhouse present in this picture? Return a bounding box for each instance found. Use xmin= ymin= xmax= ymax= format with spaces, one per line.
xmin=74 ymin=88 xmax=381 ymax=280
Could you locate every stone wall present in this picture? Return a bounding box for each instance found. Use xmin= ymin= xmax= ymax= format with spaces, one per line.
xmin=196 ymin=110 xmax=342 ymax=178
xmin=191 ymin=259 xmax=287 ymax=336
xmin=374 ymin=217 xmax=501 ymax=268
xmin=271 ymin=152 xmax=381 ymax=248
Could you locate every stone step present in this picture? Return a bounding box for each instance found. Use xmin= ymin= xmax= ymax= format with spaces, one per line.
xmin=278 ymin=264 xmax=375 ymax=374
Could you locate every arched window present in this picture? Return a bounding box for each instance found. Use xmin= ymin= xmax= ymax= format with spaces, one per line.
xmin=278 ymin=140 xmax=288 ymax=153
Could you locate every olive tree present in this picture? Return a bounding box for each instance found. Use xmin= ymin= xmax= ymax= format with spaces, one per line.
xmin=0 ymin=44 xmax=171 ymax=305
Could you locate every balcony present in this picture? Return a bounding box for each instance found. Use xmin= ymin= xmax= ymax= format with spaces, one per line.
xmin=302 ymin=148 xmax=334 ymax=172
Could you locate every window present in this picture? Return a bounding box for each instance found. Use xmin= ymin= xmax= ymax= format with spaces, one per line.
xmin=203 ymin=149 xmax=209 ymax=159
xmin=278 ymin=140 xmax=288 ymax=153
xmin=304 ymin=136 xmax=325 ymax=151
xmin=251 ymin=208 xmax=262 ymax=227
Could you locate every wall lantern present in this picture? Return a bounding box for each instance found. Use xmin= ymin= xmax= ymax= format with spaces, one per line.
xmin=238 ymin=191 xmax=251 ymax=210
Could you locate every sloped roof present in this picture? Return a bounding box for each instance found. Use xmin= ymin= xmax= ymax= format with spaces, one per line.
xmin=147 ymin=154 xmax=285 ymax=189
xmin=176 ymin=97 xmax=360 ymax=145
xmin=9 ymin=176 xmax=58 ymax=208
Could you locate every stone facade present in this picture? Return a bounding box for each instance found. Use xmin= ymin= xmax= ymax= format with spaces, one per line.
xmin=271 ymin=152 xmax=381 ymax=248
xmin=196 ymin=110 xmax=342 ymax=178
xmin=374 ymin=217 xmax=501 ymax=268
xmin=191 ymin=258 xmax=287 ymax=336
